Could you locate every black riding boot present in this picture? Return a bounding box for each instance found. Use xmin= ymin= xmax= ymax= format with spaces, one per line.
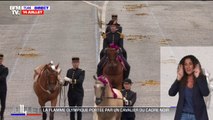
xmin=123 ymin=58 xmax=130 ymax=79
xmin=97 ymin=63 xmax=103 ymax=77
xmin=97 ymin=56 xmax=107 ymax=77
xmin=119 ymin=47 xmax=127 ymax=60
xmin=118 ymin=53 xmax=130 ymax=79
xmin=122 ymin=49 xmax=127 ymax=60
xmin=100 ymin=49 xmax=105 ymax=60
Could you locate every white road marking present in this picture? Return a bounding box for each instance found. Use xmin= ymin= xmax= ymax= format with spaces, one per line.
xmin=85 ymin=1 xmax=109 ymax=120
xmin=145 ymin=1 xmax=176 ymax=59
xmin=82 ymin=1 xmax=109 ymax=62
xmin=145 ymin=2 xmax=166 ymax=39
xmin=99 ymin=1 xmax=109 ymax=53
xmin=8 ymin=16 xmax=39 ymax=81
xmin=94 ymin=3 xmax=100 ymax=64
xmin=83 ymin=1 xmax=102 ymax=10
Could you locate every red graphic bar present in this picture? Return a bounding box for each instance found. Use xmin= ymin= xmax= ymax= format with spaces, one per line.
xmin=21 ymin=10 xmax=44 ymax=15
xmin=27 ymin=113 xmax=42 ymax=116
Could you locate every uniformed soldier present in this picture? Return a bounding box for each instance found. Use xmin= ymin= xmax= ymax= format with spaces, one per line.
xmin=97 ymin=21 xmax=130 ymax=79
xmin=64 ymin=57 xmax=85 ymax=120
xmin=0 ymin=54 xmax=9 ymax=120
xmin=105 ymin=15 xmax=122 ymax=33
xmin=121 ymin=78 xmax=136 ymax=120
xmin=101 ymin=20 xmax=126 ymax=59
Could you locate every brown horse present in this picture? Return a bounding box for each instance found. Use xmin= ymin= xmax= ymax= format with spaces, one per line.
xmin=103 ymin=48 xmax=124 ymax=90
xmin=33 ymin=64 xmax=62 ymax=120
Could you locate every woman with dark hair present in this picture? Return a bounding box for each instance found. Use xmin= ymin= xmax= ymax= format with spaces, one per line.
xmin=169 ymin=55 xmax=210 ymax=120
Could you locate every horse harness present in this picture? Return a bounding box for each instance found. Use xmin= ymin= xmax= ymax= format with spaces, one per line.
xmin=38 ymin=66 xmax=60 ymax=94
xmin=98 ymin=83 xmax=123 ymax=101
xmin=101 ymin=49 xmax=126 ymax=71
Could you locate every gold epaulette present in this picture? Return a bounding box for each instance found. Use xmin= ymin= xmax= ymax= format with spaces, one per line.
xmin=102 ymin=32 xmax=110 ymax=39
xmin=102 ymin=33 xmax=106 ymax=39
xmin=117 ymin=32 xmax=124 ymax=39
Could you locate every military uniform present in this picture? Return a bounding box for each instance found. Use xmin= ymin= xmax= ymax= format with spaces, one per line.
xmin=64 ymin=68 xmax=85 ymax=120
xmin=97 ymin=31 xmax=130 ymax=79
xmin=105 ymin=16 xmax=122 ymax=33
xmin=100 ymin=31 xmax=126 ymax=59
xmin=121 ymin=79 xmax=137 ymax=120
xmin=0 ymin=60 xmax=8 ymax=120
xmin=105 ymin=25 xmax=122 ymax=33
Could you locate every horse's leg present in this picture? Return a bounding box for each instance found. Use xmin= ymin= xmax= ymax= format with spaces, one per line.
xmin=113 ymin=113 xmax=118 ymax=120
xmin=39 ymin=100 xmax=47 ymax=120
xmin=115 ymin=76 xmax=123 ymax=91
xmin=42 ymin=109 xmax=47 ymax=120
xmin=97 ymin=113 xmax=103 ymax=120
xmin=116 ymin=112 xmax=122 ymax=120
xmin=49 ymin=98 xmax=57 ymax=120
xmin=118 ymin=83 xmax=123 ymax=91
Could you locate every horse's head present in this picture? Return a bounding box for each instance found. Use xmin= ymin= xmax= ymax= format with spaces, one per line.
xmin=105 ymin=43 xmax=120 ymax=62
xmin=94 ymin=75 xmax=118 ymax=105
xmin=106 ymin=48 xmax=119 ymax=62
xmin=94 ymin=76 xmax=108 ymax=105
xmin=43 ymin=63 xmax=61 ymax=92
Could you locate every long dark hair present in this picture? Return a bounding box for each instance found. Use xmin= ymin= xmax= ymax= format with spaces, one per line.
xmin=178 ymin=55 xmax=204 ymax=86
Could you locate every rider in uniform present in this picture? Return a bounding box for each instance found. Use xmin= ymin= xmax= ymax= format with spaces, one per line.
xmin=0 ymin=54 xmax=8 ymax=120
xmin=64 ymin=57 xmax=85 ymax=120
xmin=121 ymin=78 xmax=137 ymax=120
xmin=101 ymin=20 xmax=126 ymax=59
xmin=105 ymin=14 xmax=122 ymax=33
xmin=97 ymin=20 xmax=130 ymax=79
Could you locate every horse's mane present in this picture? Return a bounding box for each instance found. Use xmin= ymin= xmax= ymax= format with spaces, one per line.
xmin=97 ymin=75 xmax=118 ymax=98
xmin=42 ymin=64 xmax=59 ymax=73
xmin=109 ymin=43 xmax=119 ymax=50
xmin=40 ymin=64 xmax=57 ymax=78
xmin=42 ymin=64 xmax=51 ymax=73
xmin=106 ymin=44 xmax=126 ymax=70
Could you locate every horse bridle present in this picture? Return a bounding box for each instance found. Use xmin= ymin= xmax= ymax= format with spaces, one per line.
xmin=46 ymin=69 xmax=59 ymax=90
xmin=95 ymin=82 xmax=106 ymax=103
xmin=95 ymin=81 xmax=123 ymax=104
xmin=104 ymin=48 xmax=120 ymax=56
xmin=105 ymin=48 xmax=120 ymax=61
xmin=39 ymin=66 xmax=60 ymax=94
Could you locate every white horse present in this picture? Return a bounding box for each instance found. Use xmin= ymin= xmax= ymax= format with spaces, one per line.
xmin=93 ymin=75 xmax=123 ymax=120
xmin=203 ymin=69 xmax=213 ymax=109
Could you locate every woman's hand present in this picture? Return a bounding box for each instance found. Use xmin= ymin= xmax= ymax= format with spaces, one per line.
xmin=194 ymin=64 xmax=201 ymax=78
xmin=177 ymin=64 xmax=184 ymax=81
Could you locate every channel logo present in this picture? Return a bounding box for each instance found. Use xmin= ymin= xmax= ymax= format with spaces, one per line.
xmin=9 ymin=5 xmax=50 ymax=15
xmin=10 ymin=104 xmax=41 ymax=117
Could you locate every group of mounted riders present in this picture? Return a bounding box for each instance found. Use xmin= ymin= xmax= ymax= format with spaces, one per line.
xmin=96 ymin=14 xmax=137 ymax=120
